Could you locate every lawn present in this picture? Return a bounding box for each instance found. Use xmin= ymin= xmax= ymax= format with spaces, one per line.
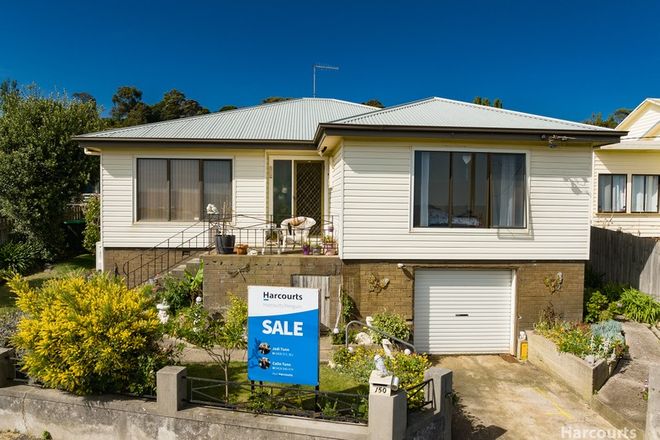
xmin=0 ymin=254 xmax=95 ymax=308
xmin=184 ymin=361 xmax=367 ymax=394
xmin=183 ymin=361 xmax=368 ymax=420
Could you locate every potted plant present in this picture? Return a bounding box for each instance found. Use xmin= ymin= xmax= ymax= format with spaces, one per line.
xmin=302 ymin=240 xmax=311 ymax=255
xmin=215 ymin=202 xmax=235 ymax=254
xmin=312 ymin=244 xmax=322 ymax=255
xmin=323 ymin=235 xmax=337 ymax=256
xmin=234 ymin=244 xmax=248 ymax=255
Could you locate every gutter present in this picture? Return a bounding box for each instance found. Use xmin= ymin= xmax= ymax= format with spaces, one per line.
xmin=313 ymin=124 xmax=627 ymax=147
xmin=73 ymin=137 xmax=317 ymax=151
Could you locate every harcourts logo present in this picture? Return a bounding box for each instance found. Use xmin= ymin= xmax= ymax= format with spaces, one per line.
xmin=560 ymin=427 xmax=638 ymax=439
xmin=262 ymin=291 xmax=303 ymax=302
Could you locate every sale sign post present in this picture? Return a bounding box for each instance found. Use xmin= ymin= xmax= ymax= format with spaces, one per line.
xmin=247 ymin=285 xmax=320 ymax=386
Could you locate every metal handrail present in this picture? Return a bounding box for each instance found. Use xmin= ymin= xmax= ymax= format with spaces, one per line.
xmin=121 ymin=218 xmax=208 ymax=275
xmin=121 ymin=214 xmax=336 ymax=287
xmin=344 ymin=320 xmax=416 ymax=353
xmin=406 ymin=378 xmax=435 ymax=412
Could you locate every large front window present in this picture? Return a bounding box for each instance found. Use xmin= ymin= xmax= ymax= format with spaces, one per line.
xmin=137 ymin=158 xmax=232 ymax=221
xmin=413 ymin=151 xmax=526 ymax=228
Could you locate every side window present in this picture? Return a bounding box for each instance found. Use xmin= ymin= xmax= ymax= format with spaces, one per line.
xmin=597 ymin=174 xmax=627 ymax=213
xmin=631 ymin=175 xmax=659 ymax=213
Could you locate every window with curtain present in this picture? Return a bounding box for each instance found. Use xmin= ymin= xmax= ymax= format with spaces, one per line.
xmin=413 ymin=151 xmax=526 ymax=228
xmin=137 ymin=158 xmax=232 ymax=221
xmin=598 ymin=174 xmax=627 ymax=213
xmin=631 ymin=175 xmax=659 ymax=213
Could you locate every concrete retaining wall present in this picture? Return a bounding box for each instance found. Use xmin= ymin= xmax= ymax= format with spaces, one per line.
xmin=0 ymin=384 xmax=368 ymax=440
xmin=528 ymin=332 xmax=612 ymax=401
xmin=0 ymin=363 xmax=453 ymax=440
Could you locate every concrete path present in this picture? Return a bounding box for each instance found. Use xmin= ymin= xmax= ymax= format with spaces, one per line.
xmin=593 ymin=321 xmax=660 ymax=434
xmin=437 ymin=355 xmax=617 ymax=440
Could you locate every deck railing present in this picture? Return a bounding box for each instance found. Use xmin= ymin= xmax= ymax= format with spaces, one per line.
xmin=121 ymin=214 xmax=336 ymax=287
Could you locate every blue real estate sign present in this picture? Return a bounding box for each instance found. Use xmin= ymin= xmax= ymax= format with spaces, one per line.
xmin=247 ymin=285 xmax=320 ymax=386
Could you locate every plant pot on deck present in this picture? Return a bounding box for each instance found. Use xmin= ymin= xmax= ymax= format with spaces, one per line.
xmin=216 ymin=234 xmax=236 ymax=254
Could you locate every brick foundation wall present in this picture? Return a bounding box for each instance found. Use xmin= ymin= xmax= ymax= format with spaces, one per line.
xmin=201 ymin=254 xmax=342 ymax=328
xmin=515 ymin=262 xmax=585 ymax=330
xmin=340 ymin=260 xmax=585 ymax=336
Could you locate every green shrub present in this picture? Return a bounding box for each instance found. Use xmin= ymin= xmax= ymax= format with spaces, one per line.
xmin=369 ymin=310 xmax=411 ymax=343
xmin=0 ymin=307 xmax=23 ymax=347
xmin=331 ymin=346 xmax=377 ymax=383
xmin=10 ymin=272 xmax=170 ymax=395
xmin=535 ymin=318 xmax=626 ymax=361
xmin=0 ymin=241 xmax=41 ymax=276
xmin=330 ymin=346 xmax=430 ymax=393
xmin=619 ymin=288 xmax=660 ymax=324
xmin=156 ymin=263 xmax=203 ymax=315
xmin=585 ymin=290 xmax=611 ymax=323
xmin=82 ymin=194 xmax=100 ymax=253
xmin=602 ymin=282 xmax=626 ymax=302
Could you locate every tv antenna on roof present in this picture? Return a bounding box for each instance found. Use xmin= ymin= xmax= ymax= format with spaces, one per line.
xmin=312 ymin=64 xmax=339 ymax=98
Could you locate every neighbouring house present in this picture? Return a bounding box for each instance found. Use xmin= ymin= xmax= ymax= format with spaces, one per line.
xmin=592 ymin=98 xmax=660 ymax=237
xmin=73 ymin=97 xmax=623 ymax=355
xmin=590 ymin=98 xmax=660 ymax=300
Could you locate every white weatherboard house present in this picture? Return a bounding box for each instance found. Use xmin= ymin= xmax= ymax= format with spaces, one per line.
xmin=74 ymin=97 xmax=623 ymax=355
xmin=593 ymin=98 xmax=660 ymax=237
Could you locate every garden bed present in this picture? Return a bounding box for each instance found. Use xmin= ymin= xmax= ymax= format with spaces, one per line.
xmin=527 ymin=331 xmax=617 ymax=400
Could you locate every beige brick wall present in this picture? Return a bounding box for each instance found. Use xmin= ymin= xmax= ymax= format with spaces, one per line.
xmin=202 ymin=254 xmax=342 ymax=328
xmin=340 ymin=260 xmax=585 ymax=335
xmin=515 ymin=262 xmax=585 ymax=331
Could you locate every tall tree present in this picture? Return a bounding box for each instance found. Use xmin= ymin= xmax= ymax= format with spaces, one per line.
xmin=0 ymin=81 xmax=103 ymax=258
xmin=473 ymin=96 xmax=503 ymax=108
xmin=151 ymin=89 xmax=209 ymax=121
xmin=110 ymin=86 xmax=150 ymax=125
xmin=72 ymin=92 xmax=96 ymax=105
xmin=362 ymin=99 xmax=384 ymax=108
xmin=584 ymin=108 xmax=631 ymax=128
xmin=261 ymin=97 xmax=294 ymax=104
xmin=219 ymin=105 xmax=238 ymax=112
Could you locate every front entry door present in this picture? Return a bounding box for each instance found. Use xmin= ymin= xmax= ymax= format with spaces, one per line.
xmin=272 ymin=159 xmax=324 ymax=232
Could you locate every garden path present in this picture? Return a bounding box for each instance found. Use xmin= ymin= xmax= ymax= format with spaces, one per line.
xmin=592 ymin=321 xmax=660 ymax=434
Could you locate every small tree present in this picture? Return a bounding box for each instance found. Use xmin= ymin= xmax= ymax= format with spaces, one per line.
xmin=171 ymin=296 xmax=247 ymax=397
xmin=82 ymin=195 xmax=100 ymax=253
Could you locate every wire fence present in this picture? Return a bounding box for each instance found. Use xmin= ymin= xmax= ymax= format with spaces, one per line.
xmin=187 ymin=376 xmax=368 ymax=424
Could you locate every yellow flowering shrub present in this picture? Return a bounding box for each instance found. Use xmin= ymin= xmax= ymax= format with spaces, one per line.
xmin=10 ymin=272 xmax=167 ymax=395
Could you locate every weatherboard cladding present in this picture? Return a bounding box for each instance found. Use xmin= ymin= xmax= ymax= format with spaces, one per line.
xmin=79 ymin=98 xmax=377 ymax=142
xmin=77 ymin=96 xmax=616 ymax=143
xmin=331 ymin=97 xmax=614 ymax=131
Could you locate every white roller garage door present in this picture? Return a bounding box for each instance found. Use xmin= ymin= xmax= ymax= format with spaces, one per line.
xmin=414 ymin=269 xmax=514 ymax=354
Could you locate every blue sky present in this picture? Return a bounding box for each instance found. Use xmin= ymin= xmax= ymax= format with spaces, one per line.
xmin=1 ymin=0 xmax=658 ymax=121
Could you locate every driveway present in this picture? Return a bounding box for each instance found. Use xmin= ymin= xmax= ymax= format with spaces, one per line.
xmin=437 ymin=355 xmax=620 ymax=440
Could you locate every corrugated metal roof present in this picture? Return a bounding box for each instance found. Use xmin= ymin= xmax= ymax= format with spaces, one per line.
xmin=76 ymin=98 xmax=378 ymax=142
xmin=330 ymin=97 xmax=615 ymax=132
